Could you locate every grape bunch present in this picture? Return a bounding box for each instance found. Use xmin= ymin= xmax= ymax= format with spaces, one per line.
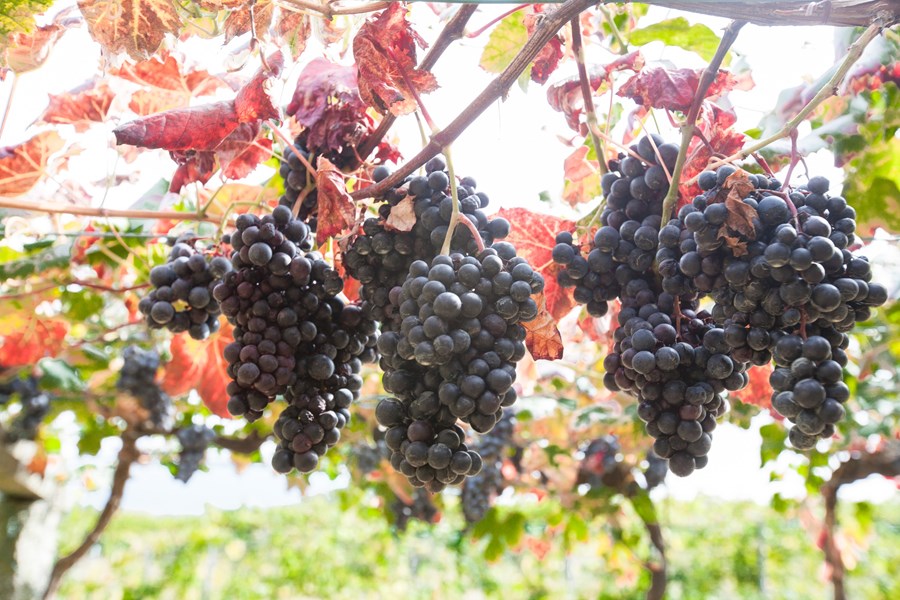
xmin=0 ymin=373 xmax=52 ymax=443
xmin=213 ymin=206 xmax=327 ymax=418
xmin=644 ymin=450 xmax=668 ymax=490
xmin=661 ymin=168 xmax=886 ymax=448
xmin=139 ymin=233 xmax=232 ymax=341
xmin=270 ymin=300 xmax=377 ymax=474
xmin=552 ymin=136 xmax=748 ymax=476
xmin=277 ymin=137 xmax=319 ymax=230
xmin=118 ymin=346 xmax=173 ymax=429
xmin=343 ymin=157 xmax=510 ymax=327
xmin=553 ymin=134 xmax=678 ymax=318
xmin=461 ymin=412 xmax=515 ymax=523
xmin=578 ymin=435 xmax=631 ymax=488
xmin=374 ymin=242 xmax=541 ymax=491
xmin=175 ymin=424 xmax=215 ymax=482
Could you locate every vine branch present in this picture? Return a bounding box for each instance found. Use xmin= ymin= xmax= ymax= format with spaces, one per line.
xmin=0 ymin=197 xmax=223 ymax=224
xmin=352 ymin=0 xmax=598 ymax=201
xmin=43 ymin=429 xmax=140 ymax=600
xmin=820 ymin=442 xmax=900 ymax=600
xmin=661 ymin=19 xmax=746 ymax=221
xmin=571 ymin=17 xmax=608 ymax=176
xmin=700 ymin=19 xmax=886 ymax=176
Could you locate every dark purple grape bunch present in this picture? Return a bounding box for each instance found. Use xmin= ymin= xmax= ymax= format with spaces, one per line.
xmin=343 ymin=157 xmax=510 ymax=329
xmin=214 ymin=206 xmax=341 ymax=421
xmin=769 ymin=334 xmax=851 ymax=450
xmin=461 ymin=411 xmax=515 ymax=523
xmin=278 ymin=137 xmax=319 ymax=231
xmin=175 ymin=424 xmax=215 ymax=482
xmin=139 ymin=233 xmax=231 ymax=341
xmin=553 ymin=134 xmax=677 ymax=318
xmin=117 ymin=345 xmax=173 ymax=429
xmin=269 ymin=300 xmax=377 ymax=474
xmin=376 ymin=401 xmax=484 ymax=494
xmin=0 ymin=373 xmax=52 ymax=443
xmin=391 ymin=489 xmax=439 ymax=531
xmin=606 ymin=299 xmax=746 ymax=477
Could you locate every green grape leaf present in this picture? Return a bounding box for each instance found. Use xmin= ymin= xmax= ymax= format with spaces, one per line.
xmin=480 ymin=14 xmax=527 ymax=74
xmin=629 ymin=17 xmax=725 ymax=63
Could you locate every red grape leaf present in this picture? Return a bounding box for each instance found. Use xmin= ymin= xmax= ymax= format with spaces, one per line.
xmin=315 ymin=156 xmax=356 ymax=246
xmin=2 ymin=24 xmax=66 ymax=73
xmin=618 ymin=67 xmax=736 ymax=112
xmin=161 ymin=321 xmax=234 ymax=418
xmin=524 ymin=8 xmax=564 ymax=85
xmin=78 ymin=0 xmax=181 ymax=59
xmin=0 ymin=318 xmax=68 ymax=367
xmin=273 ymin=10 xmax=311 ymax=59
xmin=547 ymin=50 xmax=644 ymax=130
xmin=384 ymin=196 xmax=416 ymax=232
xmin=711 ymin=169 xmax=757 ymax=254
xmin=353 ymin=3 xmax=438 ymax=116
xmin=0 ymin=131 xmax=65 ymax=196
xmin=217 ymin=122 xmax=273 ymax=180
xmin=169 ymin=150 xmax=217 ymax=193
xmin=730 ymin=363 xmax=774 ymax=411
xmin=286 ymin=58 xmax=373 ymax=158
xmin=523 ymin=292 xmax=563 ymax=361
xmin=563 ymin=169 xmax=601 ymax=206
xmin=334 ymin=250 xmax=360 ymax=303
xmin=224 ymin=0 xmax=274 ymax=43
xmin=564 ymin=145 xmax=597 ymax=182
xmin=114 ymin=52 xmax=228 ymax=115
xmin=679 ymin=103 xmax=745 ymax=203
xmin=40 ymin=81 xmax=115 ymax=132
xmin=497 ymin=208 xmax=576 ymax=321
xmin=114 ymin=53 xmax=281 ymax=152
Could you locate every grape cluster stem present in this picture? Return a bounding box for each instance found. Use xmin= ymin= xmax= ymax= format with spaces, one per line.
xmin=661 ymin=19 xmax=746 ymax=222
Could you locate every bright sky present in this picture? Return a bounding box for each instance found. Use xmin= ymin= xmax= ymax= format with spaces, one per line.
xmin=5 ymin=3 xmax=897 ymax=514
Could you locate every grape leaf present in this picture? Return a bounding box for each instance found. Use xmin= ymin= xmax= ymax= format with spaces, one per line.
xmin=169 ymin=150 xmax=218 ymax=193
xmin=78 ymin=0 xmax=181 ymax=59
xmin=216 ymin=122 xmax=273 ymax=180
xmin=286 ymin=58 xmax=373 ymax=159
xmin=0 ymin=131 xmax=64 ymax=196
xmin=496 ymin=207 xmax=576 ymax=321
xmin=224 ymin=0 xmax=274 ymax=43
xmin=524 ymin=7 xmax=564 ymax=85
xmin=547 ymin=51 xmax=644 ymax=130
xmin=480 ymin=12 xmax=528 ymax=74
xmin=618 ymin=67 xmax=736 ymax=112
xmin=40 ymin=81 xmax=115 ymax=131
xmin=0 ymin=317 xmax=68 ymax=367
xmin=353 ymin=3 xmax=437 ymax=116
xmin=629 ymin=17 xmax=724 ymax=63
xmin=523 ymin=292 xmax=564 ymax=361
xmin=384 ymin=196 xmax=416 ymax=232
xmin=730 ymin=363 xmax=774 ymax=410
xmin=114 ymin=52 xmax=228 ymax=115
xmin=315 ymin=157 xmax=356 ymax=246
xmin=161 ymin=322 xmax=233 ymax=418
xmin=273 ymin=9 xmax=311 ymax=59
xmin=2 ymin=23 xmax=65 ymax=73
xmin=680 ymin=103 xmax=745 ymax=204
xmin=712 ymin=169 xmax=757 ymax=255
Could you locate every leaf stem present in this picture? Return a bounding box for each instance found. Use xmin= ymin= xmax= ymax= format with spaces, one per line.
xmin=660 ymin=20 xmax=746 ymax=221
xmin=0 ymin=73 xmax=17 ymax=144
xmin=571 ymin=17 xmax=608 ymax=176
xmin=352 ymin=0 xmax=598 ymax=201
xmin=465 ymin=4 xmax=529 ymax=39
xmin=697 ymin=19 xmax=885 ymax=177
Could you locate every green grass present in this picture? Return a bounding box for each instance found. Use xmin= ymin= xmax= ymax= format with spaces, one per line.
xmin=57 ymin=493 xmax=900 ymax=600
